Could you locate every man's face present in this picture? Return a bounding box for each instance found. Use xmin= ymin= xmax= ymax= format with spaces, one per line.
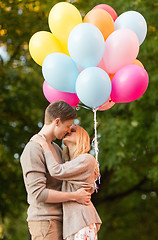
xmin=63 ymin=125 xmax=77 ymax=146
xmin=54 ymin=119 xmax=74 ymax=139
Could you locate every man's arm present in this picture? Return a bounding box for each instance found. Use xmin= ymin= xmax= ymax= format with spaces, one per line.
xmin=45 ymin=188 xmax=91 ymax=205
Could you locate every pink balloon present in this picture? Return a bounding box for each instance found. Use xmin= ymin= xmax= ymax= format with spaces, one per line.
xmin=77 ymin=65 xmax=83 ymax=73
xmin=103 ymin=29 xmax=139 ymax=74
xmin=43 ymin=81 xmax=79 ymax=107
xmin=110 ymin=65 xmax=149 ymax=103
xmin=93 ymin=4 xmax=117 ymax=21
xmin=97 ymin=57 xmax=109 ymax=73
xmin=98 ymin=97 xmax=115 ymax=111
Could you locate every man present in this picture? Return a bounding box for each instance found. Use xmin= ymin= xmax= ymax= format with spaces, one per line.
xmin=20 ymin=100 xmax=91 ymax=240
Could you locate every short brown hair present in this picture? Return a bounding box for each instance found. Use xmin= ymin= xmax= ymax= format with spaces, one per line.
xmin=44 ymin=100 xmax=77 ymax=124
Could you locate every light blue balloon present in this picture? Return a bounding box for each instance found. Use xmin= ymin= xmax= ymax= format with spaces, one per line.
xmin=68 ymin=23 xmax=105 ymax=69
xmin=114 ymin=11 xmax=147 ymax=45
xmin=42 ymin=53 xmax=79 ymax=93
xmin=76 ymin=67 xmax=111 ymax=108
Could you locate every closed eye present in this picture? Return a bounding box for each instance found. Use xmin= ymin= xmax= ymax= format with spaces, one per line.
xmin=71 ymin=129 xmax=76 ymax=132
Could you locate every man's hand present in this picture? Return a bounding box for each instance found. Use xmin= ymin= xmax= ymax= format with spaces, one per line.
xmin=74 ymin=188 xmax=91 ymax=205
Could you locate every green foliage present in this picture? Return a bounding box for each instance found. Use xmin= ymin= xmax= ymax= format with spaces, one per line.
xmin=0 ymin=0 xmax=158 ymax=239
xmin=97 ymin=191 xmax=158 ymax=240
xmin=0 ymin=207 xmax=28 ymax=240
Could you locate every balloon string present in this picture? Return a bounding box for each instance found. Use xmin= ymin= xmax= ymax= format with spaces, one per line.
xmin=92 ymin=108 xmax=101 ymax=192
xmin=76 ymin=104 xmax=92 ymax=111
xmin=76 ymin=104 xmax=101 ymax=192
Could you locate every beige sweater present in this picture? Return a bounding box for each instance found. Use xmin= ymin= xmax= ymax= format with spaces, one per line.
xmin=44 ymin=149 xmax=102 ymax=239
xmin=20 ymin=141 xmax=63 ymax=221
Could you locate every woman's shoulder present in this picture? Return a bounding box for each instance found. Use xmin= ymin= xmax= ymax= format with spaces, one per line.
xmin=77 ymin=153 xmax=96 ymax=165
xmin=83 ymin=153 xmax=95 ymax=159
xmin=77 ymin=153 xmax=95 ymax=158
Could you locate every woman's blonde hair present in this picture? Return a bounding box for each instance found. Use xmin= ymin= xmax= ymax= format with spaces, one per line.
xmin=63 ymin=125 xmax=90 ymax=161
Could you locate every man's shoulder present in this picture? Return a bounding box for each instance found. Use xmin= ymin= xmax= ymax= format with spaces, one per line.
xmin=20 ymin=140 xmax=43 ymax=161
xmin=23 ymin=140 xmax=42 ymax=151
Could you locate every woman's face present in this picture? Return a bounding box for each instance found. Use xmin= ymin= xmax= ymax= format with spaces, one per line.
xmin=63 ymin=125 xmax=77 ymax=146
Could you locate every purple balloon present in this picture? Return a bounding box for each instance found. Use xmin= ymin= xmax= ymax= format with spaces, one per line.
xmin=111 ymin=64 xmax=149 ymax=103
xmin=43 ymin=81 xmax=79 ymax=107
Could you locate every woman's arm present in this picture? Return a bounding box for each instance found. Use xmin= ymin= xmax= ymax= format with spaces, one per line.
xmin=31 ymin=135 xmax=96 ymax=181
xmin=22 ymin=140 xmax=91 ymax=205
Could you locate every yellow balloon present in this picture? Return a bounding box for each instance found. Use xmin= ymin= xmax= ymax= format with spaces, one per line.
xmin=29 ymin=31 xmax=64 ymax=66
xmin=48 ymin=2 xmax=82 ymax=47
xmin=132 ymin=59 xmax=144 ymax=68
xmin=61 ymin=42 xmax=70 ymax=56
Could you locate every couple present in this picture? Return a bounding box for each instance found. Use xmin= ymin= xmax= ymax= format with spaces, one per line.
xmin=20 ymin=100 xmax=102 ymax=240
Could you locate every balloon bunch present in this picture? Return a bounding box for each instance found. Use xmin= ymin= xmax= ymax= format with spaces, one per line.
xmin=29 ymin=2 xmax=149 ymax=110
xmin=29 ymin=3 xmax=149 ymax=187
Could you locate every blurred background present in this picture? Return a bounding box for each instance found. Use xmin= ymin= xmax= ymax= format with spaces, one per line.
xmin=0 ymin=0 xmax=158 ymax=239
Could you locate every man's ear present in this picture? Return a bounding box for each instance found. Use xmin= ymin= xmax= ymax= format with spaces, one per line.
xmin=55 ymin=118 xmax=61 ymax=126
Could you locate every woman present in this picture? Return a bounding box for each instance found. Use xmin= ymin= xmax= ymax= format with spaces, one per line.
xmin=31 ymin=125 xmax=102 ymax=240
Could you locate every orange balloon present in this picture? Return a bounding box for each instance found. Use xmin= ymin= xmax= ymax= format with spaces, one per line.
xmin=84 ymin=9 xmax=114 ymax=41
xmin=132 ymin=59 xmax=144 ymax=68
xmin=109 ymin=73 xmax=115 ymax=81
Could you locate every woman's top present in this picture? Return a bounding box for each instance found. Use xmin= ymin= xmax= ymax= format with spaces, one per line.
xmin=44 ymin=147 xmax=102 ymax=239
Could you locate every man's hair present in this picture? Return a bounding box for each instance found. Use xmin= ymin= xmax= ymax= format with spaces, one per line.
xmin=44 ymin=100 xmax=77 ymax=124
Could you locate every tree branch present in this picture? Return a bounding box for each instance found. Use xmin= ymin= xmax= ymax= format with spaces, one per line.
xmin=92 ymin=177 xmax=147 ymax=205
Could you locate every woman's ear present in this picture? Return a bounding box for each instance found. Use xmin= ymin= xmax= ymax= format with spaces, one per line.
xmin=55 ymin=118 xmax=61 ymax=126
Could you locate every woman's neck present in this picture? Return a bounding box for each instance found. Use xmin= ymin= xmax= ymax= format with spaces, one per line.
xmin=67 ymin=144 xmax=76 ymax=160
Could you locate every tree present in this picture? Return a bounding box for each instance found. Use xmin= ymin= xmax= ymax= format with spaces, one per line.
xmin=0 ymin=0 xmax=158 ymax=239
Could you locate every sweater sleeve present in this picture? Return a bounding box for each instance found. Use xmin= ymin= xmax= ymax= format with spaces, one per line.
xmin=20 ymin=141 xmax=49 ymax=203
xmin=44 ymin=151 xmax=96 ymax=181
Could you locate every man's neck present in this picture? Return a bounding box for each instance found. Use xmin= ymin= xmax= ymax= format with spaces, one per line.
xmin=38 ymin=124 xmax=55 ymax=143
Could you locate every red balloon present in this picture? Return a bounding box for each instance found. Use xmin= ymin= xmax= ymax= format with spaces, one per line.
xmin=98 ymin=97 xmax=115 ymax=111
xmin=93 ymin=4 xmax=117 ymax=21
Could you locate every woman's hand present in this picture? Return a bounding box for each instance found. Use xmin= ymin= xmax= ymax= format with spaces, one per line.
xmin=30 ymin=134 xmax=50 ymax=152
xmin=73 ymin=188 xmax=91 ymax=205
